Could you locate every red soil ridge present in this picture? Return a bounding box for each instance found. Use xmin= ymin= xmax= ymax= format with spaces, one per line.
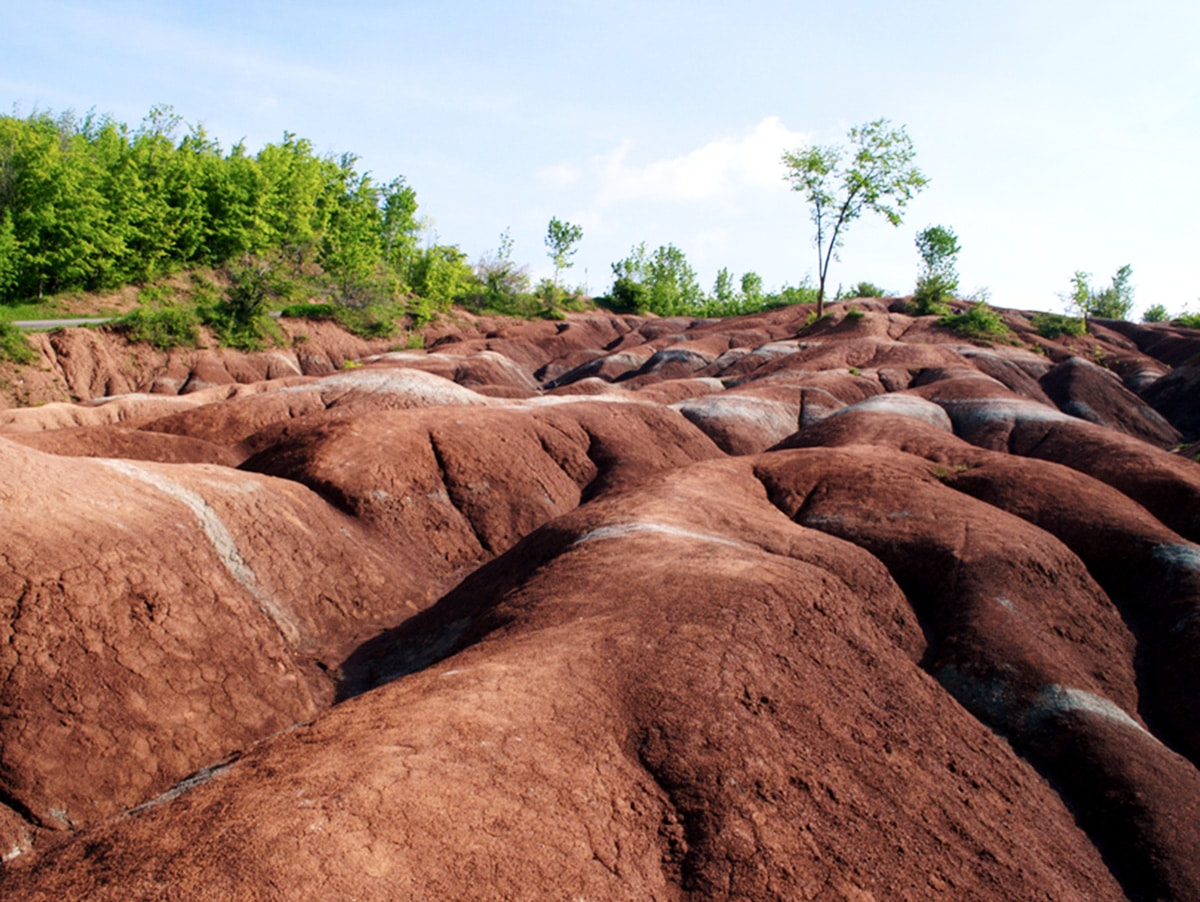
xmin=1 ymin=299 xmax=1199 ymax=899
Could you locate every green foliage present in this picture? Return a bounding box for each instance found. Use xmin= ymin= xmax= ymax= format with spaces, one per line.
xmin=764 ymin=282 xmax=819 ymax=309
xmin=1175 ymin=312 xmax=1200 ymax=330
xmin=0 ymin=322 xmax=35 ymax=364
xmin=1031 ymin=312 xmax=1086 ymax=338
xmin=908 ymin=293 xmax=951 ymax=317
xmin=1142 ymin=304 xmax=1169 ymax=323
xmin=0 ymin=106 xmax=423 ymax=308
xmin=545 ymin=217 xmax=584 ymax=287
xmin=838 ymin=281 xmax=887 ymax=299
xmin=844 ymin=308 xmax=866 ymax=321
xmin=781 ymin=119 xmax=928 ymax=314
xmin=470 ymin=228 xmax=534 ymax=315
xmin=713 ymin=267 xmax=737 ymax=306
xmin=0 ymin=209 xmax=20 ymax=301
xmin=335 ymin=304 xmax=396 ymax=339
xmin=939 ymin=302 xmax=1010 ymax=339
xmin=605 ymin=243 xmax=704 ymax=316
xmin=115 ymin=304 xmax=200 ymax=350
xmin=200 ymin=259 xmax=280 ymax=349
xmin=279 ymin=303 xmax=338 ymax=320
xmin=1064 ymin=265 xmax=1135 ymax=322
xmin=741 ymin=272 xmax=764 ymax=306
xmin=913 ymin=224 xmax=959 ymax=309
xmin=408 ymin=244 xmax=478 ymax=316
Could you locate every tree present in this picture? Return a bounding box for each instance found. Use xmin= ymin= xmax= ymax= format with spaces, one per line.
xmin=379 ymin=176 xmax=419 ymax=279
xmin=474 ymin=227 xmax=530 ymax=313
xmin=608 ymin=242 xmax=704 ymax=315
xmin=912 ymin=224 xmax=960 ymax=313
xmin=1142 ymin=303 xmax=1169 ymax=323
xmin=782 ymin=119 xmax=927 ymax=316
xmin=713 ymin=267 xmax=736 ymax=306
xmin=545 ymin=216 xmax=583 ymax=288
xmin=741 ymin=272 xmax=764 ymax=306
xmin=1064 ymin=265 xmax=1135 ymax=325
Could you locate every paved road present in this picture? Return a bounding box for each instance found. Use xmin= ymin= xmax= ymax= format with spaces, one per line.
xmin=11 ymin=318 xmax=113 ymax=330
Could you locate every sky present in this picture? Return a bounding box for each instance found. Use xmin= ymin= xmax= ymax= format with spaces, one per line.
xmin=3 ymin=0 xmax=1198 ymax=315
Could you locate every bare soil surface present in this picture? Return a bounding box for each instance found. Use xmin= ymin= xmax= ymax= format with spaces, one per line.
xmin=1 ymin=299 xmax=1199 ymax=899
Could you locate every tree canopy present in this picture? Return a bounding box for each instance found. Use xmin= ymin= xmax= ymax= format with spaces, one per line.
xmin=0 ymin=106 xmax=422 ymax=303
xmin=782 ymin=119 xmax=927 ymax=316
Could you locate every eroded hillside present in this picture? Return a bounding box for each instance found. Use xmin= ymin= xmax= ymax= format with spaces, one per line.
xmin=1 ymin=299 xmax=1199 ymax=900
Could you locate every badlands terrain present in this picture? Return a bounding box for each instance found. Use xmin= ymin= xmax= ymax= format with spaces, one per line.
xmin=0 ymin=299 xmax=1199 ymax=900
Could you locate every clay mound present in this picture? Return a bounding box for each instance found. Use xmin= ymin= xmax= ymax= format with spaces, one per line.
xmin=1141 ymin=363 xmax=1200 ymax=440
xmin=0 ymin=460 xmax=1128 ymax=900
xmin=241 ymin=399 xmax=723 ymax=568
xmin=138 ymin=367 xmax=497 ymax=457
xmin=360 ymin=348 xmax=541 ymax=396
xmin=1040 ymin=356 xmax=1181 ymax=446
xmin=672 ymin=389 xmax=801 ymax=454
xmin=5 ymin=425 xmax=240 ymax=465
xmin=4 ymin=299 xmax=1200 ymax=898
xmin=0 ymin=438 xmax=423 ymax=850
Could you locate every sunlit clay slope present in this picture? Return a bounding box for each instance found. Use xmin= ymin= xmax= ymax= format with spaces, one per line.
xmin=2 ymin=299 xmax=1200 ymax=900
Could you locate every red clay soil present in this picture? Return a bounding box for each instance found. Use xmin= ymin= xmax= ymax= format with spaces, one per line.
xmin=1 ymin=301 xmax=1199 ymax=900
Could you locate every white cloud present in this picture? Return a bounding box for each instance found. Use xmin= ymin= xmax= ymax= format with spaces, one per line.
xmin=588 ymin=117 xmax=811 ymax=208
xmin=537 ymin=162 xmax=582 ymax=187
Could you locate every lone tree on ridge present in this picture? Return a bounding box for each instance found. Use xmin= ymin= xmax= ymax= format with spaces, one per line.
xmin=545 ymin=217 xmax=584 ymax=288
xmin=782 ymin=119 xmax=928 ymax=317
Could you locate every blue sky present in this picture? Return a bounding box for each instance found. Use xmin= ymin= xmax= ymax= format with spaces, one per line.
xmin=3 ymin=0 xmax=1198 ymax=314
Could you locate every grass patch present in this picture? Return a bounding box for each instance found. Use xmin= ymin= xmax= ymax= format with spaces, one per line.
xmin=1031 ymin=312 xmax=1086 ymax=338
xmin=114 ymin=305 xmax=201 ymax=350
xmin=0 ymin=322 xmax=36 ymax=364
xmin=907 ymin=294 xmax=952 ymax=317
xmin=1175 ymin=313 xmax=1200 ymax=329
xmin=279 ymin=303 xmax=338 ymax=321
xmin=939 ymin=302 xmax=1011 ymax=340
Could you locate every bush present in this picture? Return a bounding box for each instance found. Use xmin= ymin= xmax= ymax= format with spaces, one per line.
xmin=0 ymin=322 xmax=35 ymax=364
xmin=201 ymin=260 xmax=281 ymax=349
xmin=908 ymin=287 xmax=952 ymax=317
xmin=1031 ymin=312 xmax=1086 ymax=339
xmin=279 ymin=303 xmax=338 ymax=320
xmin=913 ymin=225 xmax=960 ymax=311
xmin=114 ymin=305 xmax=201 ymax=350
xmin=335 ymin=305 xmax=396 ymax=339
xmin=1064 ymin=265 xmax=1135 ymax=321
xmin=839 ymin=281 xmax=888 ymax=299
xmin=764 ymin=282 xmax=818 ymax=310
xmin=1142 ymin=304 xmax=1169 ymax=323
xmin=939 ymin=302 xmax=1010 ymax=339
xmin=604 ymin=275 xmax=650 ymax=314
xmin=1176 ymin=313 xmax=1200 ymax=330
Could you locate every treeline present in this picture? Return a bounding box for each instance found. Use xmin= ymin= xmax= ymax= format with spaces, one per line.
xmin=0 ymin=105 xmax=882 ymax=330
xmin=0 ymin=105 xmax=475 ymax=310
xmin=601 ymin=241 xmax=834 ymax=318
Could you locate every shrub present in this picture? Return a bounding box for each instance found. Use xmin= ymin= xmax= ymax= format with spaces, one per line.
xmin=1064 ymin=265 xmax=1135 ymax=321
xmin=335 ymin=305 xmax=396 ymax=339
xmin=0 ymin=322 xmax=35 ymax=365
xmin=114 ymin=305 xmax=201 ymax=350
xmin=939 ymin=302 xmax=1010 ymax=339
xmin=201 ymin=260 xmax=281 ymax=349
xmin=908 ymin=289 xmax=952 ymax=317
xmin=1176 ymin=312 xmax=1200 ymax=329
xmin=1142 ymin=304 xmax=1169 ymax=323
xmin=912 ymin=224 xmax=960 ymax=313
xmin=844 ymin=308 xmax=866 ymax=321
xmin=837 ymin=281 xmax=888 ymax=300
xmin=279 ymin=303 xmax=338 ymax=320
xmin=1031 ymin=312 xmax=1086 ymax=339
